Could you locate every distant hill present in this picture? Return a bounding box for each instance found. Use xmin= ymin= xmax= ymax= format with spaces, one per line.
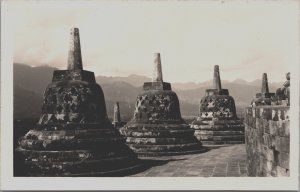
xmin=14 ymin=84 xmax=43 ymax=119
xmin=13 ymin=63 xmax=283 ymax=120
xmin=232 ymin=78 xmax=282 ymax=89
xmin=96 ymin=74 xmax=151 ymax=87
xmin=14 ymin=63 xmax=57 ymax=94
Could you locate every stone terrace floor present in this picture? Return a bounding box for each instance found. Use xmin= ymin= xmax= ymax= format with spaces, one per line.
xmin=131 ymin=144 xmax=247 ymax=177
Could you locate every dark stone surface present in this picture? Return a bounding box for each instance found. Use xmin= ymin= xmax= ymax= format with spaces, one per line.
xmin=245 ymin=106 xmax=290 ymax=177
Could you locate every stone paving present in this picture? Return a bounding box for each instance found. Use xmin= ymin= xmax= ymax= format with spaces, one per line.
xmin=131 ymin=144 xmax=247 ymax=177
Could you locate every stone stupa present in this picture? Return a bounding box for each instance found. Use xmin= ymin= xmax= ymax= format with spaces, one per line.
xmin=119 ymin=53 xmax=205 ymax=157
xmin=190 ymin=65 xmax=244 ymax=145
xmin=251 ymin=73 xmax=275 ymax=106
xmin=15 ymin=27 xmax=141 ymax=176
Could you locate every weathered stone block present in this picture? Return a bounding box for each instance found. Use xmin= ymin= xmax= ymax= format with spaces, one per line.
xmin=262 ymin=159 xmax=273 ymax=176
xmin=257 ymin=118 xmax=263 ymax=134
xmin=255 ymin=108 xmax=261 ymax=118
xmin=259 ymin=108 xmax=265 ymax=117
xmin=275 ymin=166 xmax=289 ymax=177
xmin=278 ymin=152 xmax=289 ymax=169
xmin=263 ymin=119 xmax=269 ymax=133
xmin=284 ymin=110 xmax=290 ymax=121
xmin=262 ymin=145 xmax=274 ymax=162
xmin=197 ymin=130 xmax=213 ymax=135
xmin=269 ymin=121 xmax=277 ymax=135
xmin=284 ymin=121 xmax=290 ymax=136
xmin=275 ymin=122 xmax=283 ymax=136
xmin=200 ymin=135 xmax=214 ymax=140
xmin=262 ymin=134 xmax=272 ymax=149
xmin=252 ymin=109 xmax=256 ymax=118
xmin=245 ymin=105 xmax=290 ymax=177
xmin=272 ymin=109 xmax=279 ymax=121
xmin=262 ymin=108 xmax=272 ymax=120
xmin=275 ymin=137 xmax=290 ymax=153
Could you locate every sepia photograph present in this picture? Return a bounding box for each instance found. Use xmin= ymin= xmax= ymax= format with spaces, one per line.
xmin=1 ymin=0 xmax=299 ymax=191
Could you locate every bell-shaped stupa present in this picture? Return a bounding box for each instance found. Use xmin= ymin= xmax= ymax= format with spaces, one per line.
xmin=251 ymin=73 xmax=275 ymax=106
xmin=15 ymin=28 xmax=140 ymax=176
xmin=119 ymin=53 xmax=204 ymax=157
xmin=190 ymin=65 xmax=244 ymax=145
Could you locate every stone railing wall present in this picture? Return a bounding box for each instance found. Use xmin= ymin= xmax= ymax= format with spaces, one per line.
xmin=244 ymin=106 xmax=290 ymax=176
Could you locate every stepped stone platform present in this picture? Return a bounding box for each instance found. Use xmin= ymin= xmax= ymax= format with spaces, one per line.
xmin=192 ymin=120 xmax=245 ymax=145
xmin=15 ymin=28 xmax=141 ymax=176
xmin=120 ymin=53 xmax=205 ymax=157
xmin=190 ymin=65 xmax=245 ymax=145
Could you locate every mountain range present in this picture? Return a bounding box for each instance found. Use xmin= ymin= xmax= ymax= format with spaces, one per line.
xmin=13 ymin=63 xmax=283 ymax=121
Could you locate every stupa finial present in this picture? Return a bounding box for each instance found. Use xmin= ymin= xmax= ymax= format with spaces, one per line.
xmin=152 ymin=53 xmax=163 ymax=82
xmin=261 ymin=73 xmax=269 ymax=94
xmin=67 ymin=27 xmax=83 ymax=70
xmin=213 ymin=65 xmax=222 ymax=90
xmin=113 ymin=102 xmax=121 ymax=123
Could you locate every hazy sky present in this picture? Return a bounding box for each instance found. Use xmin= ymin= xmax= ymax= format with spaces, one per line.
xmin=8 ymin=0 xmax=298 ymax=83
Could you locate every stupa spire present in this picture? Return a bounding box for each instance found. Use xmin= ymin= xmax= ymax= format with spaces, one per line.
xmin=152 ymin=53 xmax=163 ymax=82
xmin=67 ymin=27 xmax=83 ymax=70
xmin=113 ymin=102 xmax=121 ymax=124
xmin=261 ymin=73 xmax=269 ymax=94
xmin=213 ymin=65 xmax=222 ymax=90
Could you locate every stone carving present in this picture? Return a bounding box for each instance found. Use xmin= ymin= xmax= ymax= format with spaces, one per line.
xmin=15 ymin=27 xmax=140 ymax=176
xmin=199 ymin=96 xmax=236 ymax=120
xmin=190 ymin=65 xmax=245 ymax=145
xmin=275 ymin=72 xmax=290 ymax=106
xmin=120 ymin=53 xmax=205 ymax=157
xmin=133 ymin=92 xmax=181 ymax=122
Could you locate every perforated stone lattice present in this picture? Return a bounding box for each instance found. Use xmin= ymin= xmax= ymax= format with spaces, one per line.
xmin=38 ymin=82 xmax=107 ymax=126
xmin=133 ymin=91 xmax=181 ymax=122
xmin=199 ymin=95 xmax=236 ymax=120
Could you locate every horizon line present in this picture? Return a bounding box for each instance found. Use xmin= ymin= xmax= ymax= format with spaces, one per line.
xmin=13 ymin=62 xmax=286 ymax=84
